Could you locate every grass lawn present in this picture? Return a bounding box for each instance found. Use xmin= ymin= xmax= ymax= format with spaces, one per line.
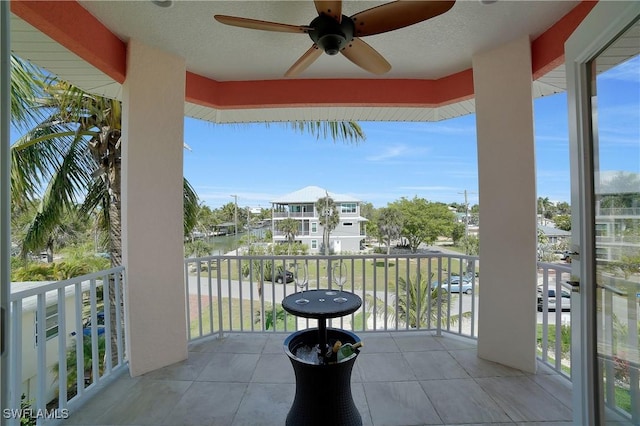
xmin=189 ymin=296 xmax=295 ymax=337
xmin=190 ymin=256 xmax=470 ymax=292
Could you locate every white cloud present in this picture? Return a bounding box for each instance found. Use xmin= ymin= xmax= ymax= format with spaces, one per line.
xmin=598 ymin=56 xmax=640 ymax=83
xmin=364 ymin=144 xmax=429 ymax=162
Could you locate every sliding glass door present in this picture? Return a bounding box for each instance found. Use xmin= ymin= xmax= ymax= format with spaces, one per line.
xmin=566 ymin=3 xmax=640 ymax=424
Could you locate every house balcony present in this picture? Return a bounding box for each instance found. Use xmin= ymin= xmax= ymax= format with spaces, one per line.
xmin=58 ymin=331 xmax=573 ymax=425
xmin=272 ymin=211 xmax=316 ymax=219
xmin=11 ymin=253 xmax=637 ymax=425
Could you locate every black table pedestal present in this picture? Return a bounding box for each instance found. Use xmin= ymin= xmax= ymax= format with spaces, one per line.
xmin=284 ymin=328 xmax=362 ymax=426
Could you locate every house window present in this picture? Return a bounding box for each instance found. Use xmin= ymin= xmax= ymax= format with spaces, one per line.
xmin=343 ymin=222 xmax=353 ymax=227
xmin=341 ymin=203 xmax=356 ymax=213
xmin=35 ymin=304 xmax=59 ymax=345
xmin=311 ymin=240 xmax=317 ymax=249
xmin=311 ymin=222 xmax=317 ymax=233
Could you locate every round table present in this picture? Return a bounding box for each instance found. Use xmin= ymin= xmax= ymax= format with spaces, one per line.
xmin=282 ymin=289 xmax=362 ymax=358
xmin=282 ymin=290 xmax=363 ymax=425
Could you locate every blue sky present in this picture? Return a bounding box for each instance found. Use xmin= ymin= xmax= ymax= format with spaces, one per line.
xmin=10 ymin=60 xmax=637 ymax=212
xmin=184 ymin=94 xmax=569 ymax=208
xmin=184 ymin=56 xmax=638 ymax=210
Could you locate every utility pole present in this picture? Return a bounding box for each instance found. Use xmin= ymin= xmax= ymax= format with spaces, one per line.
xmin=230 ymin=194 xmax=238 ymax=236
xmin=230 ymin=194 xmax=238 ymax=255
xmin=458 ymin=190 xmax=477 ymax=254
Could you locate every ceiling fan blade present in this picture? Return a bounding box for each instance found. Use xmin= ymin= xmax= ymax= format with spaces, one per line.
xmin=340 ymin=38 xmax=391 ymax=75
xmin=314 ymin=1 xmax=342 ymax=22
xmin=285 ymin=45 xmax=323 ymax=77
xmin=350 ymin=1 xmax=455 ymax=37
xmin=214 ymin=15 xmax=312 ymax=33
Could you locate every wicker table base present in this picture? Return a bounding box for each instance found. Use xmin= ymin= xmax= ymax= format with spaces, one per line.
xmin=284 ymin=328 xmax=362 ymax=426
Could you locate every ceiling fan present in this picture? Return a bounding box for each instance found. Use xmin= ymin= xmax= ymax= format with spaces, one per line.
xmin=214 ymin=1 xmax=456 ymax=77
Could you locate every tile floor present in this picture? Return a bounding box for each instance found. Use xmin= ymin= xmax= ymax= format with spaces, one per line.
xmin=61 ymin=331 xmax=573 ymax=426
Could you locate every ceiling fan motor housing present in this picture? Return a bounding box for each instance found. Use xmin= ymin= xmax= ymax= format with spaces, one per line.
xmin=309 ymin=14 xmax=355 ymax=55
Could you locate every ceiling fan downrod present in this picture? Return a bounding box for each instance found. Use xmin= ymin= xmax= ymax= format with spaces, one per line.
xmin=308 ymin=14 xmax=354 ymax=55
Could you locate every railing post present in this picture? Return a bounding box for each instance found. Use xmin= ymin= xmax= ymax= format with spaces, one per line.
xmin=1 ymin=3 xmax=11 ymax=423
xmin=35 ymin=294 xmax=46 ymax=414
xmin=436 ymin=257 xmax=442 ymax=337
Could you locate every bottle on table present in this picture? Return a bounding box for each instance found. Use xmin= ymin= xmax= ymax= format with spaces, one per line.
xmin=325 ymin=340 xmax=342 ymax=363
xmin=336 ymin=342 xmax=363 ymax=362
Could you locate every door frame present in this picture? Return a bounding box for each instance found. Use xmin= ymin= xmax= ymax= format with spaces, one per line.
xmin=566 ymin=2 xmax=640 ymax=424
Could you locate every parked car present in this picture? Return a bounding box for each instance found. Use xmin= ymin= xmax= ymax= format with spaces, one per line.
xmin=269 ymin=270 xmax=294 ymax=284
xmin=446 ymin=275 xmax=473 ymax=285
xmin=537 ymin=286 xmax=571 ymax=311
xmin=431 ymin=280 xmax=473 ymax=295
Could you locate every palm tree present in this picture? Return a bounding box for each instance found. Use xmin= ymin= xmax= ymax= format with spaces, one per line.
xmin=537 ymin=196 xmax=552 ymax=223
xmin=315 ymin=194 xmax=340 ymax=255
xmin=10 ymin=57 xmax=199 ymax=364
xmin=277 ymin=218 xmax=300 ymax=255
xmin=366 ymin=273 xmax=469 ymax=329
xmin=10 ymin=54 xmax=365 ymax=362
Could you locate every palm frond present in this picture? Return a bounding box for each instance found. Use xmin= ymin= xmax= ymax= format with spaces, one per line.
xmin=21 ymin=137 xmax=94 ymax=254
xmin=183 ymin=178 xmax=199 ymax=237
xmin=277 ymin=121 xmax=365 ymax=144
xmin=10 ymin=55 xmax=47 ymax=130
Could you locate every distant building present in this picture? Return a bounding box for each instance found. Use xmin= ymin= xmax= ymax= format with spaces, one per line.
xmin=594 ymin=171 xmax=640 ymax=263
xmin=270 ymin=186 xmax=367 ymax=253
xmin=539 ymin=225 xmax=571 ymax=245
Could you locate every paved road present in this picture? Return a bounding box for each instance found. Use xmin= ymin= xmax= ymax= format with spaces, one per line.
xmin=186 ymin=273 xmax=576 ymax=330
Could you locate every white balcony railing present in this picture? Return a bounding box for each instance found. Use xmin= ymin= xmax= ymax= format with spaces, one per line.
xmin=596 ymin=277 xmax=640 ymax=423
xmin=8 ymin=267 xmax=126 ymax=426
xmin=184 ymin=253 xmax=481 ymax=341
xmin=536 ymin=262 xmax=572 ymax=377
xmin=184 ymin=255 xmax=579 ymax=374
xmin=11 ymin=255 xmax=636 ymax=423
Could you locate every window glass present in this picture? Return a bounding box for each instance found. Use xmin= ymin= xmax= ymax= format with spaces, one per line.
xmin=341 ymin=203 xmax=356 ymax=213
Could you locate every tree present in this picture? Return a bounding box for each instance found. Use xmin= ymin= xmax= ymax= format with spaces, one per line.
xmin=556 ymin=201 xmax=571 ymax=215
xmin=537 ymin=197 xmax=553 ymax=221
xmin=11 ymin=71 xmax=200 ymax=266
xmin=600 ymin=172 xmax=640 ymax=209
xmin=277 ymin=218 xmax=301 ymax=255
xmin=451 ymin=222 xmax=465 ymax=246
xmin=553 ymin=214 xmax=571 ymax=231
xmin=315 ymin=195 xmax=340 ymax=255
xmin=185 ymin=240 xmax=213 ymax=258
xmin=11 ymin=54 xmax=366 ymax=363
xmin=376 ymin=207 xmax=403 ymax=255
xmin=366 ymin=273 xmax=468 ymax=329
xmin=10 ymin=58 xmax=200 ymax=366
xmin=460 ymin=235 xmax=479 ymax=256
xmin=390 ymin=197 xmax=455 ymax=252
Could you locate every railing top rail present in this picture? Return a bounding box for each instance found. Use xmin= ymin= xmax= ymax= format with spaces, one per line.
xmin=536 ymin=261 xmax=572 ymax=274
xmin=185 ymin=253 xmax=481 ymax=263
xmin=10 ymin=265 xmax=124 ymax=301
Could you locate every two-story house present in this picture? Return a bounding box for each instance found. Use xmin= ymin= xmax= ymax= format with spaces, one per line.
xmin=271 ymin=186 xmax=367 ymax=253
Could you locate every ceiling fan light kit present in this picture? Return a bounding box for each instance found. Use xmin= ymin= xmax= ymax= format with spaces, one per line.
xmin=309 ymin=14 xmax=354 ymax=56
xmin=214 ymin=0 xmax=456 ymax=77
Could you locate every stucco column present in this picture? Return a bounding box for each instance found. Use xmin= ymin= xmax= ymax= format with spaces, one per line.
xmin=122 ymin=39 xmax=187 ymax=376
xmin=472 ymin=36 xmax=538 ymax=373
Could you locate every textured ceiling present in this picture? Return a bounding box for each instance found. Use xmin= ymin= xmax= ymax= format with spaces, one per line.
xmin=10 ymin=0 xmax=596 ymax=123
xmin=78 ymin=0 xmax=578 ymax=81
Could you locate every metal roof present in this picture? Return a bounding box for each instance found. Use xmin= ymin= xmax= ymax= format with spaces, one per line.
xmin=271 ymin=186 xmax=361 ymax=204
